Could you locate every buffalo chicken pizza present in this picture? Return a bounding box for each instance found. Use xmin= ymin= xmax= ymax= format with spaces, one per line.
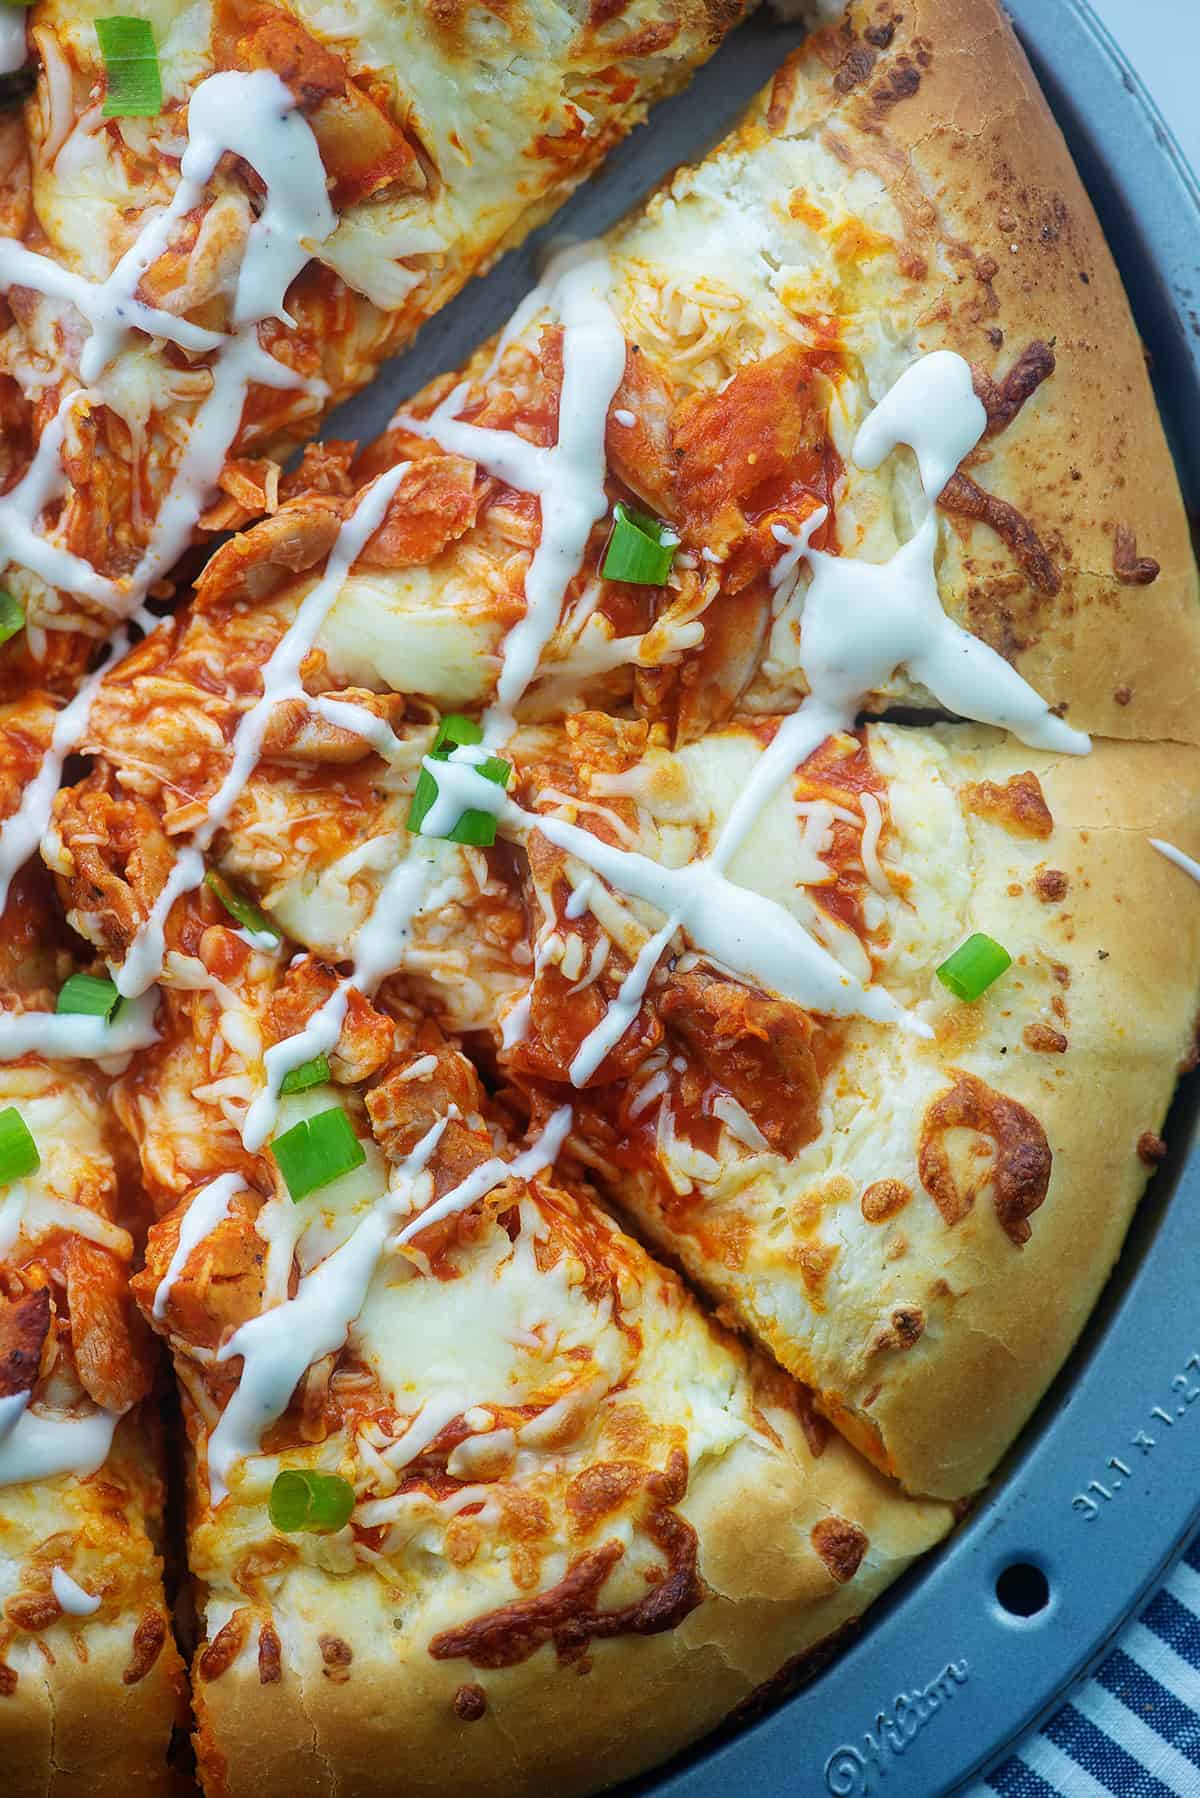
xmin=0 ymin=0 xmax=1198 ymax=1790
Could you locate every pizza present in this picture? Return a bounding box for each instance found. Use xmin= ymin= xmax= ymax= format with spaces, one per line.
xmin=1 ymin=0 xmax=1199 ymax=1791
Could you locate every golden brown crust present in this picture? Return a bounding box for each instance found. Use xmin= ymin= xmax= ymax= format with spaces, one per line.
xmin=760 ymin=0 xmax=1199 ymax=740
xmin=190 ymin=1414 xmax=950 ymax=1798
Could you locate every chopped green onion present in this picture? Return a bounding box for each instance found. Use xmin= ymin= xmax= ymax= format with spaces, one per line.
xmin=56 ymin=972 xmax=122 ymax=1022
xmin=0 ymin=591 xmax=24 ymax=647
xmin=280 ymin=1054 xmax=330 ymax=1097
xmin=405 ymin=714 xmax=510 ymax=848
xmin=271 ymin=1106 xmax=365 ymax=1202
xmin=96 ymin=16 xmax=162 ymax=118
xmin=204 ymin=869 xmax=281 ymax=947
xmin=601 ymin=501 xmax=678 ymax=586
xmin=936 ymin=933 xmax=1012 ymax=1003
xmin=269 ymin=1468 xmax=355 ymax=1535
xmin=430 ymin=713 xmax=483 ymax=755
xmin=0 ymin=1108 xmax=38 ymax=1185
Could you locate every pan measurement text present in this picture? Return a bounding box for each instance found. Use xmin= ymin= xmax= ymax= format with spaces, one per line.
xmin=1072 ymin=1351 xmax=1200 ymax=1520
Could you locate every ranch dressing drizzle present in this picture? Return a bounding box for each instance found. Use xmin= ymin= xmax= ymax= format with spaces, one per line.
xmin=241 ymin=247 xmax=626 ymax=1142
xmin=1151 ymin=840 xmax=1200 ymax=885
xmin=153 ymin=1173 xmax=244 ymax=1320
xmin=0 ymin=71 xmax=335 ymax=922
xmin=0 ymin=7 xmax=26 ymax=76
xmin=0 ymin=988 xmax=159 ymax=1062
xmin=396 ymin=242 xmax=627 ymax=740
xmin=0 ymin=1391 xmax=118 ymax=1488
xmin=51 ymin=1566 xmax=102 ymax=1616
xmin=207 ymin=1107 xmax=569 ymax=1500
xmin=415 ymin=350 xmax=1090 ymax=1083
xmin=117 ymin=463 xmax=411 ymax=1000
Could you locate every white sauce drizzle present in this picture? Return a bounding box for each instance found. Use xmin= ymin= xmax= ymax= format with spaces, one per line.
xmin=1151 ymin=840 xmax=1200 ymax=885
xmin=118 ymin=463 xmax=411 ymax=1000
xmin=434 ymin=346 xmax=1090 ymax=1084
xmin=0 ymin=1392 xmax=118 ymax=1488
xmin=0 ymin=70 xmax=336 ymax=918
xmin=152 ymin=1174 xmax=244 ymax=1320
xmin=51 ymin=1565 xmax=102 ymax=1616
xmin=0 ymin=989 xmax=159 ymax=1062
xmin=207 ymin=1107 xmax=569 ymax=1500
xmin=397 ymin=242 xmax=626 ymax=739
xmin=0 ymin=6 xmax=26 ymax=76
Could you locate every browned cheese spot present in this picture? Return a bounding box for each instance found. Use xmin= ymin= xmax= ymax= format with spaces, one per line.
xmin=1023 ymin=1023 xmax=1068 ymax=1054
xmin=453 ymin=1682 xmax=488 ymax=1721
xmin=1034 ymin=869 xmax=1069 ymax=903
xmin=917 ymin=1072 xmax=1052 ymax=1246
xmin=860 ymin=1179 xmax=912 ymax=1223
xmin=319 ymin=1634 xmax=353 ymax=1683
xmin=258 ymin=1622 xmax=282 ymax=1685
xmin=428 ymin=1451 xmax=702 ymax=1670
xmin=961 ymin=772 xmax=1053 ymax=839
xmin=810 ymin=1516 xmax=869 ymax=1584
xmin=1113 ymin=524 xmax=1160 ymax=586
xmin=123 ymin=1609 xmax=167 ymax=1686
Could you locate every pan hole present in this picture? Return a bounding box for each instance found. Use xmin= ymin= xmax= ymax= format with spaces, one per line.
xmin=995 ymin=1561 xmax=1051 ymax=1619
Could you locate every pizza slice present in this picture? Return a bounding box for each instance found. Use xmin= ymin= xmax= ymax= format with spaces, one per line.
xmin=0 ymin=701 xmax=182 ymax=1791
xmin=106 ymin=902 xmax=951 ymax=1794
xmin=0 ymin=0 xmax=748 ymax=707
xmin=142 ymin=0 xmax=1196 ymax=754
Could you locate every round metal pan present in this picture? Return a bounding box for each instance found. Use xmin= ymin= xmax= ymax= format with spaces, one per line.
xmin=329 ymin=7 xmax=1200 ymax=1792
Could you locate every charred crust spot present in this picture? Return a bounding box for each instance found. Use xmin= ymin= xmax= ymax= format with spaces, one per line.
xmin=0 ymin=1662 xmax=15 ymax=1696
xmin=939 ymin=472 xmax=1061 ymax=597
xmin=864 ymin=21 xmax=895 ymax=49
xmin=860 ymin=1179 xmax=911 ymax=1224
xmin=974 ymin=342 xmax=1056 ymax=438
xmin=453 ymin=1682 xmax=488 ymax=1721
xmin=810 ymin=1516 xmax=868 ymax=1584
xmin=869 ymin=1306 xmax=926 ymax=1354
xmin=866 ymin=58 xmax=921 ymax=115
xmin=918 ymin=1072 xmax=1052 ymax=1247
xmin=1034 ymin=868 xmax=1069 ymax=903
xmin=257 ymin=1622 xmax=282 ymax=1685
xmin=197 ymin=1611 xmax=249 ymax=1683
xmin=0 ymin=1286 xmax=50 ymax=1399
xmin=1137 ymin=1131 xmax=1168 ymax=1166
xmin=1023 ymin=1023 xmax=1068 ymax=1054
xmin=961 ymin=772 xmax=1053 ymax=840
xmin=833 ymin=44 xmax=876 ymax=94
xmin=429 ymin=1450 xmax=702 ymax=1670
xmin=319 ymin=1634 xmax=353 ymax=1682
xmin=1113 ymin=685 xmax=1133 ymax=706
xmin=1113 ymin=524 xmax=1160 ymax=586
xmin=123 ymin=1609 xmax=167 ymax=1686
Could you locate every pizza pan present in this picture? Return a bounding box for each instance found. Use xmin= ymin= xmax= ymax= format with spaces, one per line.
xmin=329 ymin=6 xmax=1200 ymax=1794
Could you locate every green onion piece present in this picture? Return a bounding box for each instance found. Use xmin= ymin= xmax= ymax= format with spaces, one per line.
xmin=0 ymin=1108 xmax=38 ymax=1184
xmin=96 ymin=16 xmax=162 ymax=118
xmin=279 ymin=1054 xmax=331 ymax=1097
xmin=405 ymin=717 xmax=510 ymax=847
xmin=430 ymin=713 xmax=483 ymax=756
xmin=601 ymin=501 xmax=678 ymax=586
xmin=0 ymin=591 xmax=24 ymax=647
xmin=56 ymin=972 xmax=122 ymax=1022
xmin=269 ymin=1468 xmax=355 ymax=1535
xmin=204 ymin=869 xmax=281 ymax=946
xmin=935 ymin=932 xmax=1012 ymax=1003
xmin=271 ymin=1106 xmax=365 ymax=1202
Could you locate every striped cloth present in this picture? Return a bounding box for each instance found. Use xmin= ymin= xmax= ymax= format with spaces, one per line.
xmin=964 ymin=1537 xmax=1200 ymax=1796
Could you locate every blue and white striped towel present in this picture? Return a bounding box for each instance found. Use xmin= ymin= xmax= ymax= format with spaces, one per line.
xmin=965 ymin=1536 xmax=1200 ymax=1796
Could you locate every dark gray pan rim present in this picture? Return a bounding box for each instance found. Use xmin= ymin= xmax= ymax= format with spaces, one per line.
xmin=327 ymin=8 xmax=1200 ymax=1794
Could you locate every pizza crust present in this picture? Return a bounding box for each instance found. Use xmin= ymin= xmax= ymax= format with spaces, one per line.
xmin=189 ymin=1393 xmax=949 ymax=1798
